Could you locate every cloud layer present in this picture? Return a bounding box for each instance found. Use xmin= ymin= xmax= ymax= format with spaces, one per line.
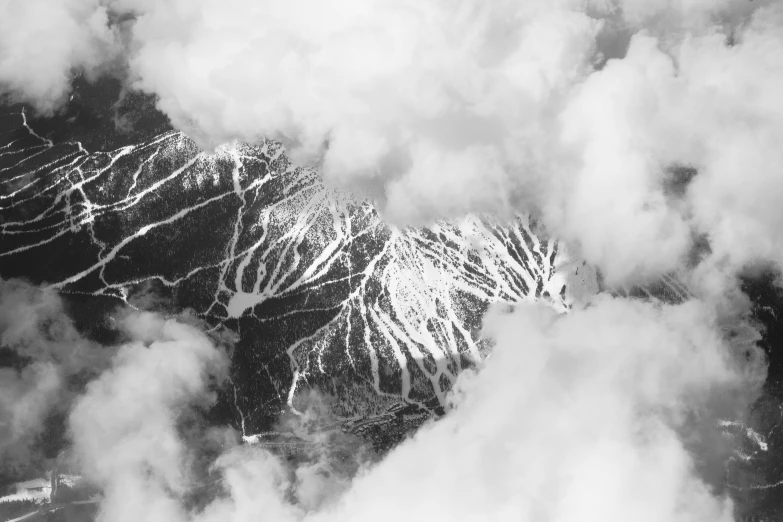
xmin=2 ymin=1 xmax=781 ymax=519
xmin=0 ymin=280 xmax=111 ymax=474
xmin=4 ymin=0 xmax=783 ymax=287
xmin=63 ymin=296 xmax=765 ymax=522
xmin=69 ymin=311 xmax=230 ymax=522
xmin=0 ymin=281 xmax=766 ymax=521
xmin=0 ymin=0 xmax=117 ymax=113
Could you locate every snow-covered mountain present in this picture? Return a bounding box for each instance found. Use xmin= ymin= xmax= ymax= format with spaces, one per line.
xmin=1 ymin=101 xmax=596 ymax=442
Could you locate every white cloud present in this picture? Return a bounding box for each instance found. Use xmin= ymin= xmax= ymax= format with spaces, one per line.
xmin=0 ymin=0 xmax=117 ymax=113
xmin=69 ymin=311 xmax=229 ymax=522
xmin=0 ymin=363 xmax=61 ymax=457
xmin=3 ymin=0 xmax=781 ymax=287
xmin=3 ymin=1 xmax=782 ymax=518
xmin=65 ymin=296 xmax=765 ymax=522
xmin=0 ymin=279 xmax=111 ymax=469
xmin=315 ymin=297 xmax=763 ymax=522
xmin=2 ymin=1 xmax=783 ymax=287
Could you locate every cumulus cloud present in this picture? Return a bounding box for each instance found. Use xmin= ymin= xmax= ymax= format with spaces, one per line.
xmin=2 ymin=1 xmax=781 ymax=519
xmin=322 ymin=298 xmax=765 ymax=522
xmin=552 ymin=5 xmax=783 ymax=286
xmin=0 ymin=279 xmax=111 ymax=473
xmin=63 ymin=295 xmax=765 ymax=522
xmin=0 ymin=0 xmax=118 ymax=113
xmin=3 ymin=0 xmax=783 ymax=287
xmin=69 ymin=310 xmax=230 ymax=522
xmin=113 ymin=0 xmax=602 ymax=223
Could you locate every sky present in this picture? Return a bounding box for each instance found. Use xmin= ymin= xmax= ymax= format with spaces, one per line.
xmin=1 ymin=0 xmax=783 ymax=520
